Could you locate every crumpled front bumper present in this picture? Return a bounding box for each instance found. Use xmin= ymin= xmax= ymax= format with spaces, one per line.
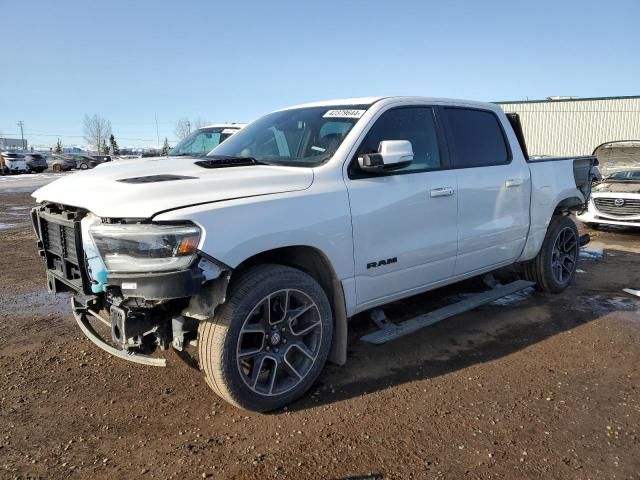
xmin=71 ymin=296 xmax=167 ymax=367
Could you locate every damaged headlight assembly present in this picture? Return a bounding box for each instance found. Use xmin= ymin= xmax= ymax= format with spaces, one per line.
xmin=89 ymin=223 xmax=201 ymax=273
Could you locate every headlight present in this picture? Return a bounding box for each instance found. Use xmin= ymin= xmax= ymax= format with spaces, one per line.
xmin=89 ymin=224 xmax=201 ymax=273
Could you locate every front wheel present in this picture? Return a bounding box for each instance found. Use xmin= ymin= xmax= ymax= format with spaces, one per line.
xmin=523 ymin=215 xmax=580 ymax=293
xmin=198 ymin=265 xmax=333 ymax=411
xmin=79 ymin=162 xmax=88 ymax=170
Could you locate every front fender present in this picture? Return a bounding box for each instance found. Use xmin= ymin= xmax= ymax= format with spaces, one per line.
xmin=153 ymin=189 xmax=354 ymax=281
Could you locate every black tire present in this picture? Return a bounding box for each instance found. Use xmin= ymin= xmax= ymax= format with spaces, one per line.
xmin=198 ymin=264 xmax=333 ymax=412
xmin=52 ymin=164 xmax=62 ymax=172
xmin=523 ymin=215 xmax=580 ymax=293
xmin=79 ymin=162 xmax=88 ymax=170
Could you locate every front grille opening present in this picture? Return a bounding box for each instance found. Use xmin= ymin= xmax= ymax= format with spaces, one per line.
xmin=34 ymin=204 xmax=90 ymax=294
xmin=594 ymin=198 xmax=640 ymax=217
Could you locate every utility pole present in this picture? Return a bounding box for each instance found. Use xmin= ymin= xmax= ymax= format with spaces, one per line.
xmin=17 ymin=121 xmax=25 ymax=150
xmin=154 ymin=113 xmax=160 ymax=149
xmin=185 ymin=120 xmax=191 ymax=136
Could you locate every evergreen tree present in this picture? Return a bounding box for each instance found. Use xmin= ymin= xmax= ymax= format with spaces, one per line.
xmin=102 ymin=139 xmax=109 ymax=155
xmin=109 ymin=134 xmax=120 ymax=155
xmin=55 ymin=138 xmax=62 ymax=154
xmin=161 ymin=137 xmax=171 ymax=156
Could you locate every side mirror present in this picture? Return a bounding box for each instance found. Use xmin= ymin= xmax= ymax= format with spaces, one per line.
xmin=358 ymin=140 xmax=414 ymax=173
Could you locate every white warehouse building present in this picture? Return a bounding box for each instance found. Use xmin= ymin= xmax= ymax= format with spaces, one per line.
xmin=496 ymin=95 xmax=640 ymax=158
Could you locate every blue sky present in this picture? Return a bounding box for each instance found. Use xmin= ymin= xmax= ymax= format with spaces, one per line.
xmin=1 ymin=0 xmax=638 ymax=148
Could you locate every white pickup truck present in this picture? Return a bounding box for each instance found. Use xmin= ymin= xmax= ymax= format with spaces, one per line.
xmin=32 ymin=97 xmax=596 ymax=411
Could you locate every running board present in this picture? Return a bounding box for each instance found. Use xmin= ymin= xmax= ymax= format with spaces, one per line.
xmin=360 ymin=280 xmax=536 ymax=345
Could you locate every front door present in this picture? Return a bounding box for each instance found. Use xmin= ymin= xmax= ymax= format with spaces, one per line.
xmin=345 ymin=106 xmax=458 ymax=310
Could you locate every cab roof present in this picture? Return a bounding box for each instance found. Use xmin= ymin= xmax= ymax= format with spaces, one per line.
xmin=282 ymin=96 xmax=498 ymax=111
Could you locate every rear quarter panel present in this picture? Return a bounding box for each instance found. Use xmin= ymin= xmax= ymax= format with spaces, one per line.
xmin=518 ymin=159 xmax=586 ymax=261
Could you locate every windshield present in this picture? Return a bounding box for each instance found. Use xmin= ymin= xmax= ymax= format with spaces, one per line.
xmin=606 ymin=170 xmax=640 ymax=181
xmin=170 ymin=127 xmax=238 ymax=157
xmin=207 ymin=105 xmax=368 ymax=167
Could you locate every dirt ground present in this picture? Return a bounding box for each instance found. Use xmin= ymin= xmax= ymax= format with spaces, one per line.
xmin=1 ymin=191 xmax=639 ymax=480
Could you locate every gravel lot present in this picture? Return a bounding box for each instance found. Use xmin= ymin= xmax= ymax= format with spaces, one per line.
xmin=1 ymin=186 xmax=639 ymax=479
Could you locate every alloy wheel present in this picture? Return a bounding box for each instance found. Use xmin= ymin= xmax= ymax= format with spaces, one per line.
xmin=551 ymin=226 xmax=578 ymax=284
xmin=236 ymin=289 xmax=323 ymax=397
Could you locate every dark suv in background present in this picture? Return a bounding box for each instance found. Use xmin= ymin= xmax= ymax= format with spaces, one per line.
xmin=23 ymin=153 xmax=48 ymax=173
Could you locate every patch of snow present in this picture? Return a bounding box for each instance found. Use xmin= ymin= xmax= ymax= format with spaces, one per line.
xmin=580 ymin=247 xmax=604 ymax=260
xmin=0 ymin=223 xmax=16 ymax=230
xmin=577 ymin=295 xmax=640 ymax=315
xmin=623 ymin=288 xmax=640 ymax=298
xmin=576 ymin=269 xmax=586 ymax=273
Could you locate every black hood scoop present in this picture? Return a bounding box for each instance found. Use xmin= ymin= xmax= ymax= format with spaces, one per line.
xmin=117 ymin=174 xmax=198 ymax=184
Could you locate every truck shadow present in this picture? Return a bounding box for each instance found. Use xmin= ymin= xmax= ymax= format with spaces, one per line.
xmin=286 ymin=247 xmax=640 ymax=412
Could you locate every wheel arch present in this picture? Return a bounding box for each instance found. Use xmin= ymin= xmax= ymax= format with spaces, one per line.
xmin=232 ymin=245 xmax=348 ymax=365
xmin=554 ymin=195 xmax=585 ymax=214
xmin=519 ymin=194 xmax=583 ymax=262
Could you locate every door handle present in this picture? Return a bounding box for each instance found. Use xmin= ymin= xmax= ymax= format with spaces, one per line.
xmin=505 ymin=178 xmax=524 ymax=188
xmin=430 ymin=187 xmax=455 ymax=198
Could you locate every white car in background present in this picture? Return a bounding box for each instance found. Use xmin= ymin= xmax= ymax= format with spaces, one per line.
xmin=578 ymin=169 xmax=640 ymax=228
xmin=170 ymin=123 xmax=246 ymax=157
xmin=0 ymin=152 xmax=29 ymax=174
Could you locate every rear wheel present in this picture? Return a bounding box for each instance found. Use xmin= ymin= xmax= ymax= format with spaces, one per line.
xmin=79 ymin=162 xmax=88 ymax=170
xmin=52 ymin=164 xmax=62 ymax=172
xmin=524 ymin=215 xmax=580 ymax=293
xmin=198 ymin=265 xmax=333 ymax=411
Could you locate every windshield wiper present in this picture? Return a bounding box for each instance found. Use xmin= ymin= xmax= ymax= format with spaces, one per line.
xmin=195 ymin=156 xmax=275 ymax=169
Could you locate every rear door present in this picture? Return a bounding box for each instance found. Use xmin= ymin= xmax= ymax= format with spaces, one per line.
xmin=441 ymin=107 xmax=531 ymax=275
xmin=345 ymin=106 xmax=458 ymax=309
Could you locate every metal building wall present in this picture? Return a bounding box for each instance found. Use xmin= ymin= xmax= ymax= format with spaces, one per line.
xmin=497 ymin=97 xmax=640 ymax=156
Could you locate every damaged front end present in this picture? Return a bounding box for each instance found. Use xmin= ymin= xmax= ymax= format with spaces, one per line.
xmin=32 ymin=202 xmax=231 ymax=366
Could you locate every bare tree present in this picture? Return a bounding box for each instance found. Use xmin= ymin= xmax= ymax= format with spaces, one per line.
xmin=174 ymin=118 xmax=191 ymax=140
xmin=83 ymin=114 xmax=112 ymax=153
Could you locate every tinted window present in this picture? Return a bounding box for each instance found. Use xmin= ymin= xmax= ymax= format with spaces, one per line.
xmin=357 ymin=107 xmax=441 ymax=172
xmin=445 ymin=108 xmax=509 ymax=168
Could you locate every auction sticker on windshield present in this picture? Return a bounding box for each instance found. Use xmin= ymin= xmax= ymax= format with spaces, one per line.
xmin=323 ymin=109 xmax=366 ymax=119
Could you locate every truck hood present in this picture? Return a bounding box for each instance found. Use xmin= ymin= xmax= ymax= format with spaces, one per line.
xmin=32 ymin=157 xmax=314 ymax=218
xmin=593 ymin=181 xmax=640 ymax=194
